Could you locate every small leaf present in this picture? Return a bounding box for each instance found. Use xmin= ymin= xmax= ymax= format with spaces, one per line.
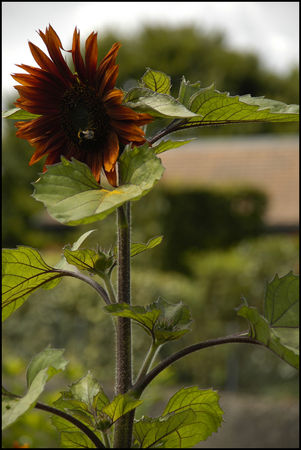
xmin=26 ymin=347 xmax=68 ymax=388
xmin=141 ymin=68 xmax=171 ymax=95
xmin=64 ymin=248 xmax=101 ymax=273
xmin=33 ymin=147 xmax=164 ymax=226
xmin=123 ymin=87 xmax=198 ymax=119
xmin=152 ymin=139 xmax=194 ymax=155
xmin=2 ymin=107 xmax=41 ymax=120
xmin=134 ymin=387 xmax=223 ymax=448
xmin=105 ymin=297 xmax=192 ymax=344
xmin=69 ymin=371 xmax=104 ymax=410
xmin=178 ymin=76 xmax=202 ymax=107
xmin=264 ymin=271 xmax=299 ymax=328
xmin=55 ymin=229 xmax=97 ymax=271
xmin=153 ymin=297 xmax=192 ymax=344
xmin=102 ymin=393 xmax=142 ymax=424
xmin=104 ymin=303 xmax=161 ymax=338
xmin=2 ymin=246 xmax=63 ymax=321
xmin=130 ymin=236 xmax=164 ymax=258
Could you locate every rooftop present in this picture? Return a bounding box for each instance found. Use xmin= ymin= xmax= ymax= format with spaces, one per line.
xmin=159 ymin=134 xmax=299 ymax=227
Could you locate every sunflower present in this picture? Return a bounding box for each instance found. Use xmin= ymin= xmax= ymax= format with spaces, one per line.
xmin=12 ymin=25 xmax=153 ymax=186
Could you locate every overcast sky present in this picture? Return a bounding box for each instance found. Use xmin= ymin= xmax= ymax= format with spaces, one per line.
xmin=2 ymin=2 xmax=299 ymax=100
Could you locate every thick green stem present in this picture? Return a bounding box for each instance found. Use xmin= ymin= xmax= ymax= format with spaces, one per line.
xmin=113 ymin=202 xmax=134 ymax=448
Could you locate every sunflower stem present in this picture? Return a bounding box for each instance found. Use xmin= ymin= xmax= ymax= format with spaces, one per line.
xmin=113 ymin=201 xmax=134 ymax=448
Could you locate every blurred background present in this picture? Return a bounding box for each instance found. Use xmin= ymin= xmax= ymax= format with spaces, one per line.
xmin=2 ymin=2 xmax=299 ymax=448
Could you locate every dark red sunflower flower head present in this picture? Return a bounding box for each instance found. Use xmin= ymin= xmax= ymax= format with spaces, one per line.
xmin=12 ymin=25 xmax=153 ymax=186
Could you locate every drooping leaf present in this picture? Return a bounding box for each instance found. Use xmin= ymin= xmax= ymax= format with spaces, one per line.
xmin=2 ymin=246 xmax=63 ymax=321
xmin=33 ymin=145 xmax=164 ymax=226
xmin=178 ymin=84 xmax=299 ymax=129
xmin=2 ymin=107 xmax=41 ymax=120
xmin=141 ymin=68 xmax=171 ymax=95
xmin=105 ymin=297 xmax=192 ymax=344
xmin=2 ymin=348 xmax=68 ymax=430
xmin=237 ymin=304 xmax=299 ymax=369
xmin=237 ymin=272 xmax=299 ymax=368
xmin=123 ymin=87 xmax=198 ymax=119
xmin=26 ymin=347 xmax=68 ymax=388
xmin=264 ymin=271 xmax=299 ymax=328
xmin=102 ymin=393 xmax=143 ymax=424
xmin=152 ymin=139 xmax=194 ymax=155
xmin=133 ymin=387 xmax=223 ymax=448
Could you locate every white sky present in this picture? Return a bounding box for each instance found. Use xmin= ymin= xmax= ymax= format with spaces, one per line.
xmin=2 ymin=2 xmax=299 ymax=100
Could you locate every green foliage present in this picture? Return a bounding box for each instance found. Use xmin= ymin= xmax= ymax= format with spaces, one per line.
xmin=264 ymin=272 xmax=299 ymax=327
xmin=2 ymin=246 xmax=63 ymax=321
xmin=105 ymin=298 xmax=192 ymax=345
xmin=140 ymin=68 xmax=171 ymax=95
xmin=2 ymin=347 xmax=68 ymax=430
xmin=124 ymin=70 xmax=298 ymax=128
xmin=52 ymin=371 xmax=143 ymax=447
xmin=124 ymin=86 xmax=197 ymax=119
xmin=129 ymin=236 xmax=164 ymax=258
xmin=98 ymin=25 xmax=298 ymax=136
xmin=152 ymin=139 xmax=194 ymax=154
xmin=2 ymin=108 xmax=40 ymax=120
xmin=133 ymin=387 xmax=223 ymax=447
xmin=33 ymin=146 xmax=164 ymax=226
xmin=237 ymin=272 xmax=299 ymax=369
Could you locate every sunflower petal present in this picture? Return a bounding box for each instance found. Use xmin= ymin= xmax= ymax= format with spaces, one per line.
xmin=85 ymin=32 xmax=98 ymax=83
xmin=103 ymin=131 xmax=119 ymax=172
xmin=72 ymin=27 xmax=86 ymax=82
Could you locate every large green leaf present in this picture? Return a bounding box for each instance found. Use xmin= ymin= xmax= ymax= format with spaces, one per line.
xmin=140 ymin=68 xmax=171 ymax=95
xmin=179 ymin=84 xmax=299 ymax=128
xmin=2 ymin=246 xmax=63 ymax=321
xmin=133 ymin=387 xmax=223 ymax=448
xmin=105 ymin=297 xmax=192 ymax=344
xmin=2 ymin=347 xmax=68 ymax=430
xmin=123 ymin=87 xmax=198 ymax=119
xmin=33 ymin=145 xmax=164 ymax=226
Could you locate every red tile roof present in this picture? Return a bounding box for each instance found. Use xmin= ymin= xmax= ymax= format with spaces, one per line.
xmin=159 ymin=135 xmax=299 ymax=226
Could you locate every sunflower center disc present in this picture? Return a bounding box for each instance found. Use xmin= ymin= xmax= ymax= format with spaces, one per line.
xmin=60 ymin=84 xmax=109 ymax=149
